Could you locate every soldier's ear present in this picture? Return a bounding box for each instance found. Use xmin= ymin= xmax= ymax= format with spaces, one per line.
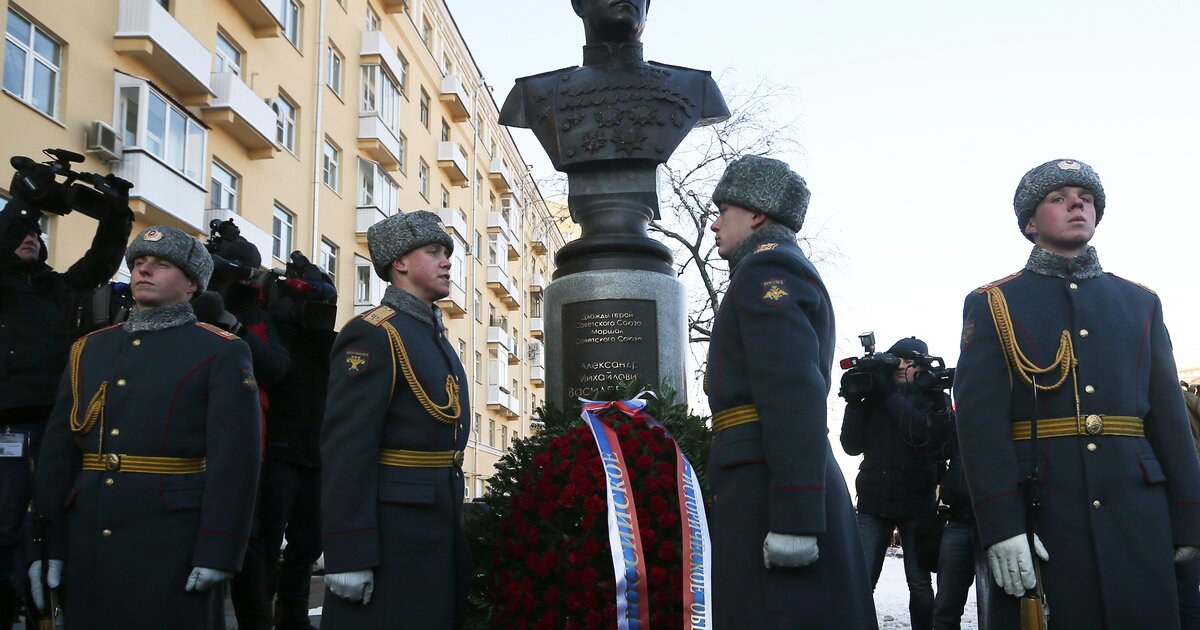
xmin=1024 ymin=217 xmax=1039 ymax=238
xmin=390 ymin=258 xmax=408 ymax=274
xmin=750 ymin=213 xmax=769 ymax=229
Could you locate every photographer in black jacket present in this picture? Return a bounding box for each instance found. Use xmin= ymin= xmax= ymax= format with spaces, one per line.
xmin=257 ymin=252 xmax=336 ymax=630
xmin=0 ymin=192 xmax=131 ymax=627
xmin=840 ymin=336 xmax=953 ymax=630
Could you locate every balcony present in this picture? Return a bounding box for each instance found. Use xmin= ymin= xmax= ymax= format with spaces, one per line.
xmin=486 ymin=264 xmax=514 ymax=300
xmin=436 ymin=207 xmax=467 ymax=239
xmin=486 ymin=321 xmax=512 ymax=353
xmin=437 ymin=141 xmax=468 ymax=186
xmin=531 ymin=230 xmax=548 ymax=256
xmin=530 ymin=316 xmax=544 ymax=340
xmin=439 ymin=75 xmax=471 ymax=122
xmin=488 ymin=158 xmax=514 ymax=192
xmin=530 ymin=366 xmax=545 ymax=387
xmin=507 ymin=338 xmax=520 ymax=365
xmin=202 ymin=72 xmax=276 ymax=158
xmin=358 ymin=114 xmax=401 ymax=171
xmin=436 ymin=282 xmax=467 ymax=318
xmin=114 ymin=0 xmax=213 ymax=105
xmin=505 ymin=184 xmax=523 ymax=207
xmin=228 ymin=0 xmax=284 ymax=38
xmin=356 ymin=206 xmax=389 ymax=243
xmin=486 ymin=385 xmax=519 ymax=417
xmin=529 ymin=272 xmax=545 ymax=291
xmin=116 ymin=150 xmax=206 ymax=232
xmin=204 ymin=209 xmax=272 ymax=264
xmin=360 ymin=31 xmax=406 ymax=83
xmin=503 ymin=277 xmax=521 ymax=310
xmin=379 ymin=0 xmax=409 ymax=14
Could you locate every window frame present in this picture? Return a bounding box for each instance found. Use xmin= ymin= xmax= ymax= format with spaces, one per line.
xmin=209 ymin=160 xmax=239 ymax=212
xmin=326 ymin=43 xmax=344 ymax=97
xmin=323 ymin=139 xmax=341 ymax=192
xmin=273 ymin=92 xmax=298 ymax=154
xmin=319 ymin=238 xmax=339 ymax=281
xmin=116 ymin=77 xmax=207 ymax=185
xmin=281 ymin=0 xmax=301 ymax=48
xmin=272 ymin=204 xmax=295 ymax=262
xmin=4 ymin=8 xmax=62 ymax=119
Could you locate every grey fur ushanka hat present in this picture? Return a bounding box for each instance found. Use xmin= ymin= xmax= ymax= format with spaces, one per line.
xmin=1014 ymin=158 xmax=1105 ymax=241
xmin=711 ymin=155 xmax=810 ymax=232
xmin=367 ymin=210 xmax=454 ymax=280
xmin=124 ymin=226 xmax=213 ymax=290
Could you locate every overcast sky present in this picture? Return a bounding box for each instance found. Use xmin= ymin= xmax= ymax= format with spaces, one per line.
xmin=448 ymin=0 xmax=1200 ymax=476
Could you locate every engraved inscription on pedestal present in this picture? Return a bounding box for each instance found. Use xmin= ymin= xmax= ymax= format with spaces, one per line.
xmin=562 ymin=299 xmax=659 ymax=400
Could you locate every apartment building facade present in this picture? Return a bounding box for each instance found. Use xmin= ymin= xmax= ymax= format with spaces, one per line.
xmin=0 ymin=0 xmax=567 ymax=498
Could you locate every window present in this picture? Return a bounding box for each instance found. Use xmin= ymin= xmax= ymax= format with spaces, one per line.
xmin=419 ymin=88 xmax=430 ymax=129
xmin=488 ymin=234 xmax=500 ymax=265
xmin=354 ymin=259 xmax=372 ymax=304
xmin=421 ymin=17 xmax=433 ymax=47
xmin=473 ymin=290 xmax=482 ymax=322
xmin=210 ymin=161 xmax=238 ymax=211
xmin=442 ymin=53 xmax=453 ymax=77
xmin=440 ymin=118 xmax=450 ymax=142
xmin=488 ymin=419 xmax=495 ymax=447
xmin=474 ymin=231 xmax=483 ymax=265
xmin=272 ymin=204 xmax=294 ymax=260
xmin=474 ymin=351 xmax=482 ymax=383
xmin=117 ymin=79 xmax=206 ymax=183
xmin=417 ymin=159 xmax=429 ymax=199
xmin=358 ymin=158 xmax=398 ymax=212
xmin=281 ymin=0 xmax=300 ymax=47
xmin=273 ymin=93 xmax=297 ymax=153
xmin=4 ymin=9 xmax=61 ymax=117
xmin=457 ymin=339 xmax=466 ymax=365
xmin=326 ymin=44 xmax=343 ymax=96
xmin=320 ymin=239 xmax=339 ymax=280
xmin=361 ymin=65 xmax=400 ymax=134
xmin=365 ymin=6 xmax=379 ymax=31
xmin=323 ymin=140 xmax=340 ymax=191
xmin=396 ymin=50 xmax=409 ymax=96
xmin=440 ymin=186 xmax=450 ymax=209
xmin=214 ymin=32 xmax=242 ymax=75
xmin=450 ymin=234 xmax=466 ymax=289
xmin=397 ymin=132 xmax=407 ymax=173
xmin=475 ymin=172 xmax=484 ymax=204
xmin=501 ymin=425 xmax=507 ymax=451
xmin=474 ymin=412 xmax=481 ymax=438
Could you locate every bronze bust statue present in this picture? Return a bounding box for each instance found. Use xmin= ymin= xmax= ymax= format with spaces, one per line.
xmin=501 ymin=0 xmax=729 ymax=276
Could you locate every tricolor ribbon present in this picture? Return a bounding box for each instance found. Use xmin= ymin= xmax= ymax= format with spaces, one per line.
xmin=579 ymin=396 xmax=712 ymax=629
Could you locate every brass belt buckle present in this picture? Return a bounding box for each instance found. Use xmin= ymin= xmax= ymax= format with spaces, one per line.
xmin=453 ymin=450 xmax=464 ymax=468
xmin=1084 ymin=414 xmax=1104 ymax=436
xmin=104 ymin=453 xmax=121 ymax=471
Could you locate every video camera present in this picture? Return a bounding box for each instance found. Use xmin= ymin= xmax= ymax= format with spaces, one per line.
xmin=264 ymin=250 xmax=337 ymax=330
xmin=9 ymin=148 xmax=132 ymax=220
xmin=838 ymin=332 xmax=956 ymax=399
xmin=205 ymin=218 xmax=259 ymax=283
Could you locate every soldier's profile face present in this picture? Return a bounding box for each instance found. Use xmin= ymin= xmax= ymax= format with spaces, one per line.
xmin=130 ymin=255 xmax=198 ymax=308
xmin=712 ymin=203 xmax=759 ymax=260
xmin=393 ymin=243 xmax=452 ymax=305
xmin=574 ymin=0 xmax=649 ymax=43
xmin=1025 ymin=185 xmax=1097 ymax=255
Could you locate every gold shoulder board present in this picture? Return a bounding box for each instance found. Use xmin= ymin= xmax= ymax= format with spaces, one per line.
xmin=362 ymin=305 xmax=397 ymax=326
xmin=973 ymin=271 xmax=1022 ymax=294
xmin=196 ymin=322 xmax=239 ymax=340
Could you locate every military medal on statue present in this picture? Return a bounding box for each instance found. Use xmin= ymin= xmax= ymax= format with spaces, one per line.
xmin=579 ymin=396 xmax=712 ymax=630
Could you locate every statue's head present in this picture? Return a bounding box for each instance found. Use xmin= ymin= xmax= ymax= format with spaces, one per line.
xmin=572 ymin=0 xmax=650 ymax=45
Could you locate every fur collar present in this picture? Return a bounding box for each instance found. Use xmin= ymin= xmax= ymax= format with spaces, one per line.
xmin=382 ymin=286 xmax=444 ymax=332
xmin=124 ymin=302 xmax=197 ymax=333
xmin=1024 ymin=245 xmax=1103 ymax=279
xmin=728 ymin=224 xmax=798 ymax=272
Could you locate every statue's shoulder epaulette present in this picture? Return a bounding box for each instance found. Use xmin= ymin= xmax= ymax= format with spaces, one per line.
xmin=195 ymin=322 xmax=239 ymax=341
xmin=1109 ymin=273 xmax=1157 ymax=295
xmin=361 ymin=305 xmax=397 ymax=327
xmin=973 ymin=271 xmax=1022 ymax=294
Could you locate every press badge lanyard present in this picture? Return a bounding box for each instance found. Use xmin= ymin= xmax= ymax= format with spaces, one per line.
xmin=0 ymin=426 xmax=24 ymax=458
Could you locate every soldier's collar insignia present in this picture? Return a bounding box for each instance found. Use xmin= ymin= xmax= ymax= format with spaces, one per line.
xmin=760 ymin=278 xmax=789 ymax=304
xmin=344 ymin=349 xmax=370 ymax=376
xmin=755 ymin=243 xmax=779 ymax=254
xmin=1057 ymin=160 xmax=1081 ymax=171
xmin=241 ymin=369 xmax=258 ymax=392
xmin=143 ymin=229 xmax=163 ymax=242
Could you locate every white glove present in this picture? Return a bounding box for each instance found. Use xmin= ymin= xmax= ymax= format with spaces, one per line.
xmin=326 ymin=569 xmax=375 ymax=605
xmin=184 ymin=567 xmax=234 ymax=592
xmin=1175 ymin=546 xmax=1200 ymax=563
xmin=987 ymin=533 xmax=1049 ymax=597
xmin=27 ymin=559 xmax=64 ymax=611
xmin=763 ymin=532 xmax=819 ymax=569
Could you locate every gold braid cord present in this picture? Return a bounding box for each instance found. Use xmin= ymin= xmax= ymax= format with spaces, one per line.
xmin=382 ymin=321 xmax=461 ymax=424
xmin=67 ymin=337 xmax=108 ymax=435
xmin=985 ymin=286 xmax=1077 ymax=393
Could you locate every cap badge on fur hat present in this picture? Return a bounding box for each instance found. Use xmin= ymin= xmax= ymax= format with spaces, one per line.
xmin=143 ymin=229 xmax=163 ymax=242
xmin=1057 ymin=160 xmax=1080 ymax=171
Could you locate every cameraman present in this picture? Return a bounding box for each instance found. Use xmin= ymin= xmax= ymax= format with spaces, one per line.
xmin=0 ymin=193 xmax=130 ymax=626
xmin=257 ymin=252 xmax=336 ymax=630
xmin=840 ymin=336 xmax=953 ymax=630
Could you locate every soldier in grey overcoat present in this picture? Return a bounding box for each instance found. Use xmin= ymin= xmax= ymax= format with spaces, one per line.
xmin=955 ymin=159 xmax=1200 ymax=629
xmin=29 ymin=226 xmax=262 ymax=629
xmin=706 ymin=156 xmax=878 ymax=629
xmin=320 ymin=211 xmax=470 ymax=629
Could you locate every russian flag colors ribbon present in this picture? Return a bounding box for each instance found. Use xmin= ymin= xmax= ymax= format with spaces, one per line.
xmin=579 ymin=397 xmax=711 ymax=629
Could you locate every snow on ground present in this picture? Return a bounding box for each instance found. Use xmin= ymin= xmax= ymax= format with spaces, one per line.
xmin=874 ymin=550 xmax=979 ymax=630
